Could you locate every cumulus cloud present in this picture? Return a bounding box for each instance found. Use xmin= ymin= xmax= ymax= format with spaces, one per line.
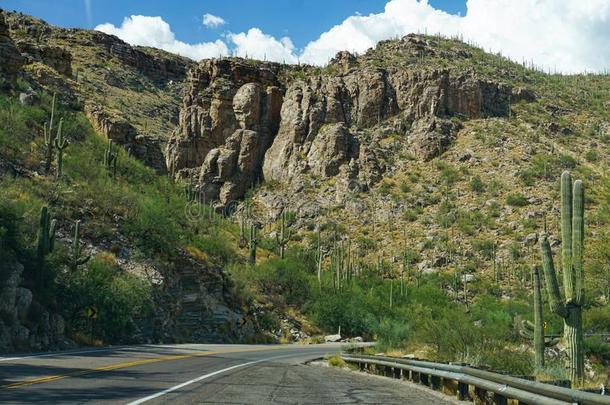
xmin=300 ymin=0 xmax=610 ymax=72
xmin=227 ymin=28 xmax=298 ymax=63
xmin=97 ymin=1 xmax=609 ymax=72
xmin=95 ymin=15 xmax=229 ymax=60
xmin=202 ymin=13 xmax=226 ymax=28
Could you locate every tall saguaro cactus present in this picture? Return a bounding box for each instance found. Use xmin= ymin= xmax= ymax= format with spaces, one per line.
xmin=538 ymin=171 xmax=585 ymax=384
xmin=68 ymin=220 xmax=90 ymax=272
xmin=532 ymin=265 xmax=545 ymax=369
xmin=275 ymin=210 xmax=292 ymax=259
xmin=248 ymin=224 xmax=258 ymax=265
xmin=103 ymin=140 xmax=119 ymax=177
xmin=36 ymin=206 xmax=56 ymax=261
xmin=53 ymin=118 xmax=67 ymax=179
xmin=43 ymin=93 xmax=57 ymax=174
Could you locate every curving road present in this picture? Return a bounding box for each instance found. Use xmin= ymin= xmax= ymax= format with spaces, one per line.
xmin=0 ymin=344 xmax=456 ymax=404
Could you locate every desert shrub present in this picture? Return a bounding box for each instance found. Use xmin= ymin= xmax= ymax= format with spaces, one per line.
xmin=585 ymin=149 xmax=599 ymax=162
xmin=58 ymin=254 xmax=153 ymax=344
xmin=248 ymin=258 xmax=312 ymax=307
xmin=377 ymin=318 xmax=410 ymax=351
xmin=309 ymin=290 xmax=376 ymax=338
xmin=471 ymin=175 xmax=486 ymax=193
xmin=191 ymin=234 xmax=235 ymax=266
xmin=506 ymin=193 xmax=529 ymax=207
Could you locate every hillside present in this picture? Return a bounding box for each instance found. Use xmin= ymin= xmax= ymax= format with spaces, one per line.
xmin=1 ymin=8 xmax=610 ymax=385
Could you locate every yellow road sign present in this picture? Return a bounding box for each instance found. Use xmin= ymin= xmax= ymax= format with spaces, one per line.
xmin=86 ymin=306 xmax=98 ymax=320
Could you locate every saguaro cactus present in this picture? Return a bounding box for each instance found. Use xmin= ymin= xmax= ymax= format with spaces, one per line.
xmin=68 ymin=220 xmax=90 ymax=272
xmin=248 ymin=223 xmax=258 ymax=265
xmin=36 ymin=206 xmax=56 ymax=261
xmin=43 ymin=93 xmax=57 ymax=174
xmin=53 ymin=119 xmax=67 ymax=179
xmin=103 ymin=140 xmax=118 ymax=177
xmin=275 ymin=210 xmax=292 ymax=259
xmin=539 ymin=171 xmax=585 ymax=384
xmin=532 ymin=265 xmax=545 ymax=369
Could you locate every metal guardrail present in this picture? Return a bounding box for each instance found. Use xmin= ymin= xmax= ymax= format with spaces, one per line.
xmin=341 ymin=354 xmax=610 ymax=405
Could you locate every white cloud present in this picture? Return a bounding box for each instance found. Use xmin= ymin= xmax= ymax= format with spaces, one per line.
xmin=227 ymin=28 xmax=298 ymax=63
xmin=95 ymin=15 xmax=229 ymax=60
xmin=96 ymin=1 xmax=610 ymax=73
xmin=202 ymin=13 xmax=226 ymax=28
xmin=300 ymin=0 xmax=610 ymax=72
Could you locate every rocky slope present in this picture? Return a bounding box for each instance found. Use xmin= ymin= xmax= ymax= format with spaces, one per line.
xmin=166 ymin=34 xmax=609 ymax=290
xmin=3 ymin=10 xmax=195 ymax=172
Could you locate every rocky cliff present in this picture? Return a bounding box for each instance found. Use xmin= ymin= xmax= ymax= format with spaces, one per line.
xmin=167 ymin=37 xmax=514 ymax=207
xmin=3 ymin=10 xmax=195 ymax=172
xmin=0 ymin=10 xmax=23 ymax=77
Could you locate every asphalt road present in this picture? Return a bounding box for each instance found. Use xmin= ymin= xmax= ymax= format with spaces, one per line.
xmin=0 ymin=344 xmax=456 ymax=404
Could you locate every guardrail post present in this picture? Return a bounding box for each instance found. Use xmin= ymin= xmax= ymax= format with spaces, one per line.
xmin=442 ymin=378 xmax=457 ymax=396
xmin=474 ymin=386 xmax=487 ymax=404
xmin=457 ymin=382 xmax=470 ymax=401
xmin=430 ymin=375 xmax=441 ymax=390
xmin=420 ymin=373 xmax=430 ymax=386
xmin=493 ymin=393 xmax=508 ymax=405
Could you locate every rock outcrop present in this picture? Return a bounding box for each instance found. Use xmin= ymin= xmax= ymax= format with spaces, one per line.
xmin=408 ymin=116 xmax=463 ymax=161
xmin=14 ymin=40 xmax=72 ymax=77
xmin=167 ymin=59 xmax=284 ymax=173
xmin=0 ymin=261 xmax=68 ymax=353
xmin=0 ymin=10 xmax=24 ymax=76
xmin=166 ymin=39 xmax=516 ymax=208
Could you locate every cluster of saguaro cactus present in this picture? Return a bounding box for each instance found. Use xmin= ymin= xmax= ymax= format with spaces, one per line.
xmin=275 ymin=210 xmax=292 ymax=259
xmin=36 ymin=206 xmax=56 ymax=262
xmin=103 ymin=140 xmax=118 ymax=177
xmin=248 ymin=223 xmax=258 ymax=265
xmin=539 ymin=171 xmax=585 ymax=384
xmin=329 ymin=238 xmax=354 ymax=290
xmin=68 ymin=220 xmax=90 ymax=272
xmin=53 ymin=118 xmax=67 ymax=179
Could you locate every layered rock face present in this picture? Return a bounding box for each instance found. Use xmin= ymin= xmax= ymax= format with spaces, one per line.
xmin=168 ymin=53 xmax=512 ymax=206
xmin=0 ymin=10 xmax=24 ymax=76
xmin=0 ymin=261 xmax=68 ymax=352
xmin=167 ymin=60 xmax=284 ymax=172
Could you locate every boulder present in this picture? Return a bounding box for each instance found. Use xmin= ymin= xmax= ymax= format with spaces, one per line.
xmin=408 ymin=116 xmax=462 ymax=160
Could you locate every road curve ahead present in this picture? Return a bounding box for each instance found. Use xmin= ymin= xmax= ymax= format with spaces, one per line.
xmin=0 ymin=344 xmax=455 ymax=404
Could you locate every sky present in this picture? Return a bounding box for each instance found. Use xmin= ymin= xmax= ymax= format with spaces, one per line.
xmin=2 ymin=0 xmax=609 ymax=73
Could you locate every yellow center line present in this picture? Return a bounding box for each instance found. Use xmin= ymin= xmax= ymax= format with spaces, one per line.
xmin=1 ymin=346 xmax=296 ymax=390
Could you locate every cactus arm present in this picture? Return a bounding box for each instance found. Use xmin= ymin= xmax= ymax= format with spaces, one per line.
xmin=561 ymin=171 xmax=575 ymax=300
xmin=572 ymin=179 xmax=584 ymax=305
xmin=539 ymin=235 xmax=567 ymax=318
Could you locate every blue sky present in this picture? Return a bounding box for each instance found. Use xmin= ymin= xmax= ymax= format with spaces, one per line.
xmin=1 ymin=0 xmax=608 ymax=73
xmin=2 ymin=1 xmax=466 ymax=49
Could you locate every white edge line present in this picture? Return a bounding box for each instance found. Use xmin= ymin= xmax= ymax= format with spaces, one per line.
xmin=125 ymin=352 xmax=312 ymax=405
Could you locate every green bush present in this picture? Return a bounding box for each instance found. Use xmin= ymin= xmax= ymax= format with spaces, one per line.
xmin=59 ymin=254 xmax=152 ymax=343
xmin=471 ymin=175 xmax=486 ymax=193
xmin=506 ymin=193 xmax=529 ymax=207
xmin=377 ymin=318 xmax=410 ymax=351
